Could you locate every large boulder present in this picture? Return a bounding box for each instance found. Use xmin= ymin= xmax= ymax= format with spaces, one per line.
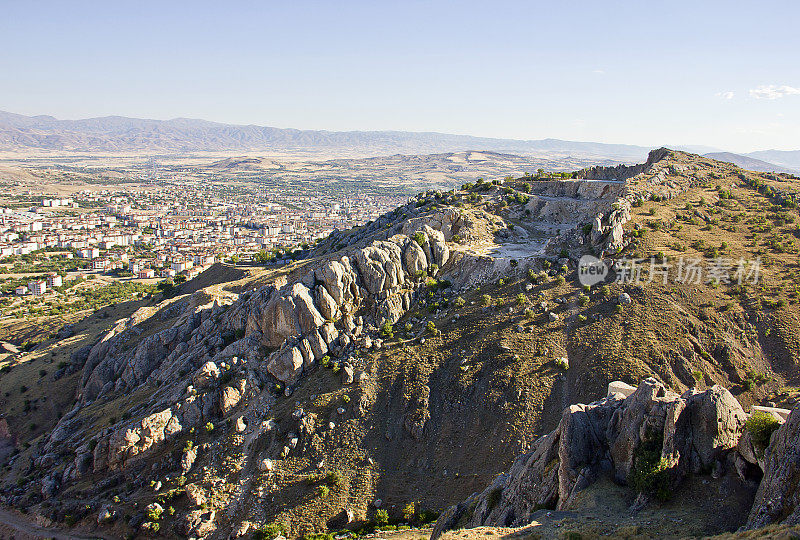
xmin=315 ymin=257 xmax=358 ymax=308
xmin=289 ymin=283 xmax=325 ymax=334
xmin=354 ymin=241 xmax=405 ymax=295
xmin=403 ymin=237 xmax=428 ymax=275
xmin=747 ymin=408 xmax=800 ymax=529
xmin=431 ymin=379 xmax=751 ymax=539
xmin=193 ymin=362 xmax=220 ymax=389
xmin=267 ymin=346 xmax=304 ymax=384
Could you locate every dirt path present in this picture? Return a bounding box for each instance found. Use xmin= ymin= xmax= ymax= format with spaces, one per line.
xmin=0 ymin=508 xmax=109 ymax=540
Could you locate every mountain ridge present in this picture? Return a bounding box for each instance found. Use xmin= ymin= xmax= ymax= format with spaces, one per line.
xmin=0 ymin=110 xmax=678 ymax=161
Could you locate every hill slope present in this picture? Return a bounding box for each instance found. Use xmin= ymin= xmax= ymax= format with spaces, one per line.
xmin=2 ymin=149 xmax=800 ymax=538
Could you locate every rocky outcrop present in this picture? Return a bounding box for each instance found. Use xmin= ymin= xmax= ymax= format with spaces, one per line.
xmin=747 ymin=407 xmax=800 ymax=528
xmin=432 ymin=378 xmax=747 ymax=539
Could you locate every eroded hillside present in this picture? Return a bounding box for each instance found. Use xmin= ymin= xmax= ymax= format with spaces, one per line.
xmin=2 ymin=149 xmax=800 ymax=539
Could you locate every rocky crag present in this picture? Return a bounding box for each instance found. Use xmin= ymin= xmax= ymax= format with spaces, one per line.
xmin=432 ymin=378 xmax=800 ymax=538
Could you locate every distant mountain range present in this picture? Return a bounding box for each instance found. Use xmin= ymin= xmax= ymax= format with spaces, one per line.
xmin=0 ymin=111 xmax=797 ymax=172
xmin=703 ymin=152 xmax=800 ymax=174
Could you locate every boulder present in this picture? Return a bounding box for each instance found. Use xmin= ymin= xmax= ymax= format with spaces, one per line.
xmin=315 ymin=285 xmax=339 ymax=321
xmin=747 ymin=407 xmax=800 ymax=529
xmin=219 ymin=378 xmax=247 ymax=416
xmin=307 ymin=329 xmax=328 ymax=360
xmin=185 ymin=483 xmax=206 ymax=506
xmin=341 ymin=363 xmax=354 ymax=385
xmin=289 ymin=283 xmax=325 ymax=334
xmin=354 ymin=241 xmax=405 ymax=295
xmin=193 ymin=362 xmax=220 ymax=389
xmin=267 ymin=347 xmax=304 ymax=384
xmin=403 ymin=238 xmax=428 ymax=275
xmin=181 ymin=448 xmax=197 ymax=474
xmin=432 ymin=379 xmax=752 ymax=539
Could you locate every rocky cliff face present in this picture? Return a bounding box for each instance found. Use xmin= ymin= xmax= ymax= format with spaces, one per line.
xmin=45 ymin=212 xmax=459 ymax=479
xmin=432 ymin=378 xmax=800 ymax=539
xmin=747 ymin=407 xmax=800 ymax=528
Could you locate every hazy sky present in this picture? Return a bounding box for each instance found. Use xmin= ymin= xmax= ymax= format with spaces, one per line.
xmin=2 ymin=0 xmax=799 ymax=152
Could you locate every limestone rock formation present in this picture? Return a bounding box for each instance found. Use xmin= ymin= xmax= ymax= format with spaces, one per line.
xmin=432 ymin=378 xmax=748 ymax=539
xmin=747 ymin=407 xmax=800 ymax=528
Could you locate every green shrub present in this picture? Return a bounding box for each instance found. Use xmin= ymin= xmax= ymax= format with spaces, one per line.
xmin=745 ymin=411 xmax=780 ymax=454
xmin=480 ymin=294 xmax=492 ymax=306
xmin=146 ymin=505 xmax=163 ymax=521
xmin=204 ymin=422 xmax=215 ymax=433
xmin=318 ymin=485 xmax=330 ymax=498
xmin=516 ymin=293 xmax=526 ymax=306
xmin=380 ymin=321 xmax=394 ymax=338
xmin=402 ymin=501 xmax=416 ymax=522
xmin=454 ymin=296 xmax=465 ymax=308
xmin=254 ymin=522 xmax=287 ymax=540
xmin=413 ymin=232 xmax=427 ymax=246
xmin=375 ymin=509 xmax=389 ymax=526
xmin=325 ymin=470 xmax=343 ymax=487
xmin=629 ymin=434 xmax=671 ymax=501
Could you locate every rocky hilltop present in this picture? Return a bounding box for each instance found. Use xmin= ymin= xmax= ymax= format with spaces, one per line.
xmin=2 ymin=149 xmax=800 ymax=538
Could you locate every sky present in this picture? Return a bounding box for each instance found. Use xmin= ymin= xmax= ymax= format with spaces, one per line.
xmin=1 ymin=0 xmax=799 ymax=153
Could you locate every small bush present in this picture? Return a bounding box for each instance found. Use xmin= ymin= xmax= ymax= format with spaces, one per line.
xmin=745 ymin=411 xmax=780 ymax=454
xmin=204 ymin=422 xmax=215 ymax=433
xmin=516 ymin=293 xmax=526 ymax=306
xmin=402 ymin=501 xmax=416 ymax=522
xmin=454 ymin=296 xmax=465 ymax=308
xmin=318 ymin=485 xmax=330 ymax=498
xmin=375 ymin=509 xmax=389 ymax=526
xmin=254 ymin=522 xmax=287 ymax=540
xmin=480 ymin=294 xmax=492 ymax=307
xmin=380 ymin=321 xmax=394 ymax=338
xmin=413 ymin=232 xmax=427 ymax=246
xmin=630 ymin=434 xmax=671 ymax=501
xmin=325 ymin=471 xmax=343 ymax=487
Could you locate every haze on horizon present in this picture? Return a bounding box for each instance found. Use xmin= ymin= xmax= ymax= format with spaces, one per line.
xmin=1 ymin=0 xmax=799 ymax=153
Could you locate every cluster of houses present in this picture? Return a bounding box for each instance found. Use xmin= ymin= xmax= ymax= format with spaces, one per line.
xmin=14 ymin=273 xmax=62 ymax=296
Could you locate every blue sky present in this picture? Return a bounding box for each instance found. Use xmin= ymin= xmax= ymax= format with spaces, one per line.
xmin=1 ymin=0 xmax=799 ymax=152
